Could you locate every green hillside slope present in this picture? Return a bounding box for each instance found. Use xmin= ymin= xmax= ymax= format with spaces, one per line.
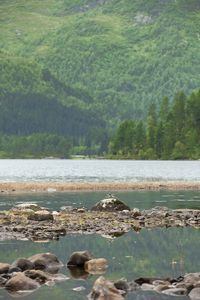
xmin=1 ymin=0 xmax=200 ymax=122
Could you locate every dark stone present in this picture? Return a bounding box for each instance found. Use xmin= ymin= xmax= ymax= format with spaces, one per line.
xmin=11 ymin=258 xmax=34 ymax=272
xmin=67 ymin=250 xmax=93 ymax=267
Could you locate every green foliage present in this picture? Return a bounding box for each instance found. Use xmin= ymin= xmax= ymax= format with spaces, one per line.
xmin=109 ymin=89 xmax=200 ymax=160
xmin=0 ymin=134 xmax=71 ymax=158
xmin=1 ymin=0 xmax=200 ymax=157
xmin=1 ymin=0 xmax=200 ymax=123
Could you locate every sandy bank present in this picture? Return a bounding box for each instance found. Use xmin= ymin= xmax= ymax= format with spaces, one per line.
xmin=0 ymin=181 xmax=200 ymax=193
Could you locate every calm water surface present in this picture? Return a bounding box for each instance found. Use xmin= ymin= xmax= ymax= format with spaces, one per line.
xmin=0 ymin=159 xmax=199 ymax=299
xmin=0 ymin=191 xmax=199 ymax=300
xmin=0 ymin=159 xmax=200 ymax=182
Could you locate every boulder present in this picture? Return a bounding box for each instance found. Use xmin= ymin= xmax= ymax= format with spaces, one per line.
xmin=189 ymin=288 xmax=200 ymax=300
xmin=11 ymin=258 xmax=34 ymax=272
xmin=28 ymin=253 xmax=62 ymax=272
xmin=27 ymin=210 xmax=53 ymax=221
xmin=88 ymin=276 xmax=124 ymax=300
xmin=91 ymin=196 xmax=130 ymax=212
xmin=5 ymin=272 xmax=40 ymax=292
xmin=67 ymin=250 xmax=93 ymax=267
xmin=0 ymin=262 xmax=10 ymax=274
xmin=84 ymin=258 xmax=108 ymax=274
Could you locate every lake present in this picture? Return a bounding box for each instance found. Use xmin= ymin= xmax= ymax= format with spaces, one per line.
xmin=0 ymin=159 xmax=199 ymax=299
xmin=0 ymin=159 xmax=200 ymax=182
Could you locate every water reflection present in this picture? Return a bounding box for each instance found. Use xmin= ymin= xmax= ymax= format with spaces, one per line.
xmin=0 ymin=227 xmax=199 ymax=300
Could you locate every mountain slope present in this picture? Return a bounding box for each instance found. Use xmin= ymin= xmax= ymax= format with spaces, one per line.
xmin=1 ymin=0 xmax=200 ymax=122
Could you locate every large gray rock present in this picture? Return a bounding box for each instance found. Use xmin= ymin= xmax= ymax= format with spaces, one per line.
xmin=5 ymin=272 xmax=40 ymax=292
xmin=28 ymin=253 xmax=62 ymax=272
xmin=91 ymin=196 xmax=130 ymax=212
xmin=88 ymin=276 xmax=124 ymax=300
xmin=67 ymin=250 xmax=93 ymax=267
xmin=189 ymin=288 xmax=200 ymax=300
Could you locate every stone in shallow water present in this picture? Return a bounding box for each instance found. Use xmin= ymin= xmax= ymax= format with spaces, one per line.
xmin=84 ymin=258 xmax=108 ymax=274
xmin=189 ymin=288 xmax=200 ymax=300
xmin=88 ymin=276 xmax=124 ymax=300
xmin=67 ymin=250 xmax=93 ymax=267
xmin=28 ymin=253 xmax=62 ymax=273
xmin=0 ymin=263 xmax=10 ymax=274
xmin=11 ymin=258 xmax=34 ymax=272
xmin=5 ymin=272 xmax=40 ymax=292
xmin=91 ymin=197 xmax=130 ymax=212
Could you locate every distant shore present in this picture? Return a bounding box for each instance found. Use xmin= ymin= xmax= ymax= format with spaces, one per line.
xmin=0 ymin=181 xmax=200 ymax=193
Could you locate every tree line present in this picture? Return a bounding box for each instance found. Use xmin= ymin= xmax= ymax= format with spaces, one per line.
xmin=109 ymin=90 xmax=200 ymax=160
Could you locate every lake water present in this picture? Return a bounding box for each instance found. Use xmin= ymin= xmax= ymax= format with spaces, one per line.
xmin=0 ymin=159 xmax=200 ymax=182
xmin=0 ymin=160 xmax=199 ymax=299
xmin=0 ymin=191 xmax=200 ymax=300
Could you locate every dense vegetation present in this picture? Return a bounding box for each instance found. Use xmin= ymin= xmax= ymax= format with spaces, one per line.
xmin=1 ymin=0 xmax=200 ymax=157
xmin=109 ymin=90 xmax=200 ymax=159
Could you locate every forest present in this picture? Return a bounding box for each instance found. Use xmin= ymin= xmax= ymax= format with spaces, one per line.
xmin=109 ymin=90 xmax=200 ymax=160
xmin=1 ymin=0 xmax=200 ymax=158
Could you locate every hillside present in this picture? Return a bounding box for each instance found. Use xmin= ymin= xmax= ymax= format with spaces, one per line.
xmin=1 ymin=0 xmax=200 ymax=119
xmin=0 ymin=0 xmax=200 ymax=155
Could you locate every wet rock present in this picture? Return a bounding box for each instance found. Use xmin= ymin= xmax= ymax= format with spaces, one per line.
xmin=14 ymin=203 xmax=45 ymax=211
xmin=88 ymin=276 xmax=125 ymax=300
xmin=67 ymin=250 xmax=93 ymax=267
xmin=27 ymin=210 xmax=53 ymax=222
xmin=28 ymin=253 xmax=62 ymax=272
xmin=0 ymin=262 xmax=10 ymax=274
xmin=84 ymin=258 xmax=108 ymax=274
xmin=114 ymin=278 xmax=140 ymax=294
xmin=5 ymin=272 xmax=40 ymax=292
xmin=91 ymin=196 xmax=130 ymax=212
xmin=135 ymin=277 xmax=170 ymax=285
xmin=25 ymin=269 xmax=67 ymax=284
xmin=114 ymin=278 xmax=129 ymax=293
xmin=11 ymin=258 xmax=34 ymax=272
xmin=141 ymin=283 xmax=154 ymax=290
xmin=131 ymin=208 xmax=141 ymax=217
xmin=0 ymin=275 xmax=8 ymax=287
xmin=24 ymin=269 xmax=51 ymax=284
xmin=162 ymin=287 xmax=187 ymax=295
xmin=189 ymin=288 xmax=200 ymax=300
xmin=184 ymin=273 xmax=200 ymax=285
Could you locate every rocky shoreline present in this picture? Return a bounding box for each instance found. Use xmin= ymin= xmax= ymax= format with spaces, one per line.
xmin=0 ymin=180 xmax=200 ymax=193
xmin=0 ymin=198 xmax=200 ymax=241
